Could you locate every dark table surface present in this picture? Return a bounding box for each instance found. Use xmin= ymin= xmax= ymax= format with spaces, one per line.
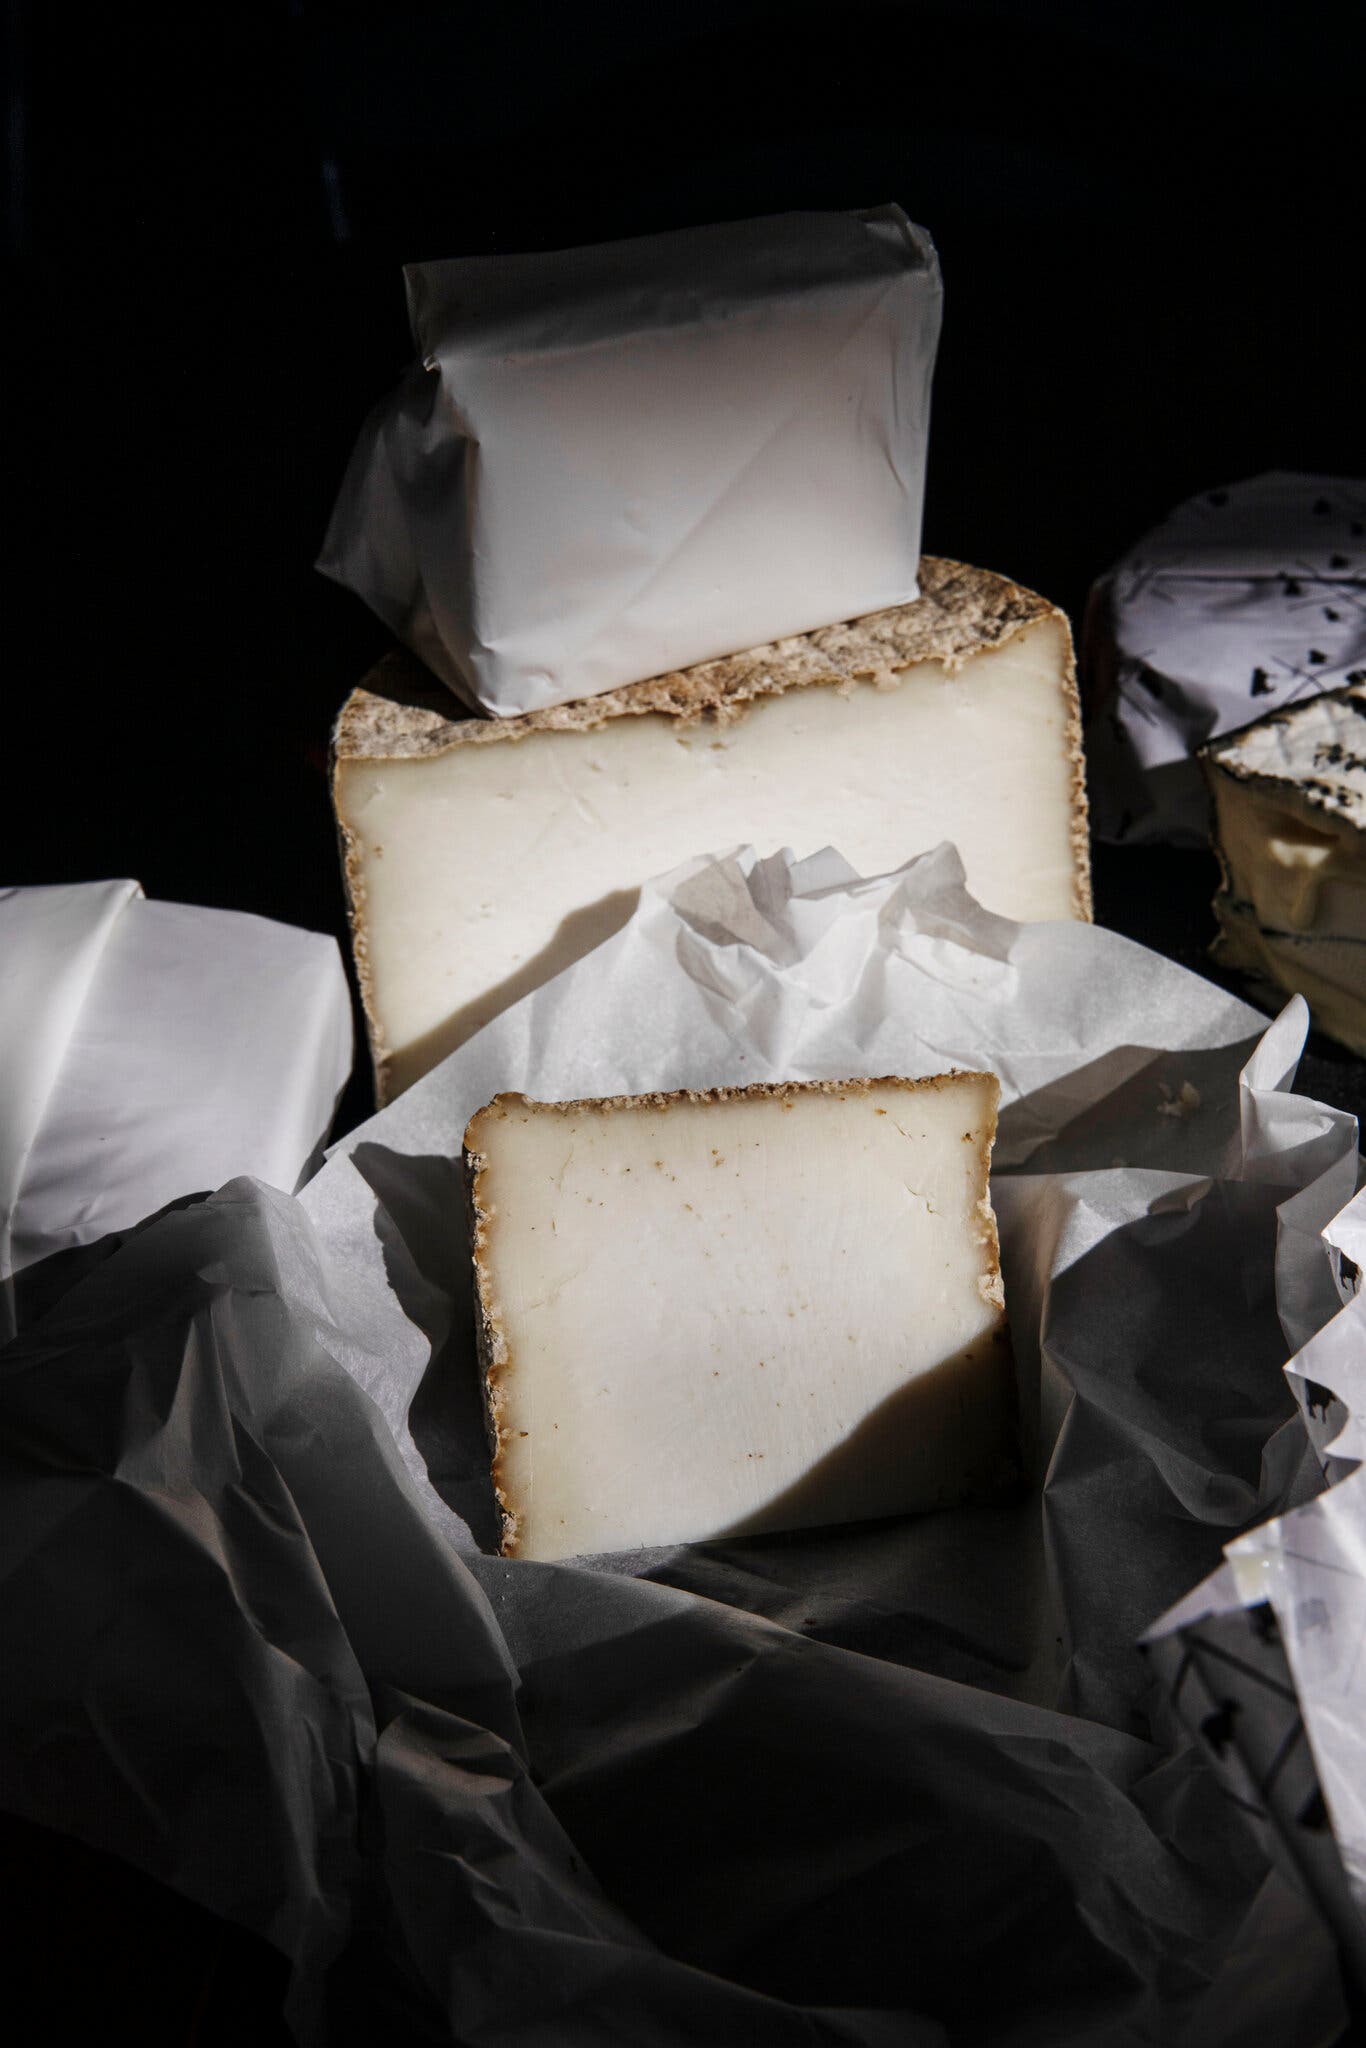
xmin=5 ymin=3 xmax=1366 ymax=2039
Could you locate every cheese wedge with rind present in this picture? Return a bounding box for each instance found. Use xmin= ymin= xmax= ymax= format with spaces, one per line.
xmin=1204 ymin=678 xmax=1366 ymax=1052
xmin=463 ymin=1073 xmax=1017 ymax=1561
xmin=334 ymin=557 xmax=1091 ymax=1103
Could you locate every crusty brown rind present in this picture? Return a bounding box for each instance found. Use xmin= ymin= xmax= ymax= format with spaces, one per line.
xmin=1200 ymin=679 xmax=1366 ymax=971
xmin=465 ymin=1070 xmax=999 ymax=1130
xmin=462 ymin=1140 xmax=520 ymax=1554
xmin=333 ymin=557 xmax=1091 ymax=1101
xmin=334 ymin=792 xmax=391 ymax=1092
xmin=461 ymin=1071 xmax=1008 ymax=1559
xmin=1200 ymin=678 xmax=1366 ymax=818
xmin=335 ymin=555 xmax=1081 ymax=768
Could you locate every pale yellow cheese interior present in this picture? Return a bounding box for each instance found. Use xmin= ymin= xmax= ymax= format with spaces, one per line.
xmin=341 ymin=618 xmax=1083 ymax=1096
xmin=466 ymin=1076 xmax=1016 ymax=1560
xmin=1207 ymin=682 xmax=1366 ymax=1054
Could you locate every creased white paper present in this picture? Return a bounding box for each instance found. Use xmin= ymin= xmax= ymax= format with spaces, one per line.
xmin=1146 ymin=1173 xmax=1366 ymax=1991
xmin=5 ymin=843 xmax=1363 ymax=2044
xmin=1084 ymin=471 xmax=1366 ymax=845
xmin=305 ymin=838 xmax=1284 ymax=1523
xmin=0 ymin=879 xmax=138 ymax=1294
xmin=0 ymin=881 xmax=352 ymax=1329
xmin=317 ymin=207 xmax=941 ymax=716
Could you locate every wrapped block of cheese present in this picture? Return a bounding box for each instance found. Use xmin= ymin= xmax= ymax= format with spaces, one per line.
xmin=0 ymin=880 xmax=351 ymax=1332
xmin=1084 ymin=471 xmax=1366 ymax=846
xmin=463 ymin=1073 xmax=1017 ymax=1561
xmin=334 ymin=557 xmax=1091 ymax=1101
xmin=1204 ymin=678 xmax=1366 ymax=1053
xmin=318 ymin=206 xmax=942 ymax=717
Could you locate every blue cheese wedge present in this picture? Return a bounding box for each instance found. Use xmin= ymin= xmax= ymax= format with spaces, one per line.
xmin=463 ymin=1074 xmax=1017 ymax=1561
xmin=1204 ymin=679 xmax=1366 ymax=1052
xmin=335 ymin=558 xmax=1090 ymax=1101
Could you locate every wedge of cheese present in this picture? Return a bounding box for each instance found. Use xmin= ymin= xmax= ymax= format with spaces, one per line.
xmin=1204 ymin=679 xmax=1366 ymax=1053
xmin=334 ymin=557 xmax=1090 ymax=1102
xmin=463 ymin=1074 xmax=1017 ymax=1560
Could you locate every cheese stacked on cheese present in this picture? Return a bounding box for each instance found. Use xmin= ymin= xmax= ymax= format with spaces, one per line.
xmin=334 ymin=558 xmax=1091 ymax=1101
xmin=464 ymin=1074 xmax=1017 ymax=1561
xmin=1205 ymin=679 xmax=1366 ymax=1052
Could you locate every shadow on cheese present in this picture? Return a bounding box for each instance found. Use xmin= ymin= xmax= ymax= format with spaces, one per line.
xmin=709 ymin=1323 xmax=1017 ymax=1544
xmin=462 ymin=1074 xmax=1019 ymax=1561
xmin=387 ymin=888 xmax=641 ymax=1098
xmin=334 ymin=559 xmax=1090 ymax=1104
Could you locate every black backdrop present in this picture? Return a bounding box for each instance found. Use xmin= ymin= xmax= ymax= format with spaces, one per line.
xmin=3 ymin=5 xmax=1366 ymax=2037
xmin=7 ymin=0 xmax=1365 ymax=1134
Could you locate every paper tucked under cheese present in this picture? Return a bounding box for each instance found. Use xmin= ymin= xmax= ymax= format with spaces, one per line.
xmin=334 ymin=557 xmax=1091 ymax=1102
xmin=463 ymin=1074 xmax=1017 ymax=1561
xmin=1204 ymin=680 xmax=1366 ymax=1053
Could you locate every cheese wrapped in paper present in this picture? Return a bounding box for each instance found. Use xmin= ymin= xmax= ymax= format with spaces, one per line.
xmin=1204 ymin=680 xmax=1366 ymax=1052
xmin=318 ymin=206 xmax=942 ymax=717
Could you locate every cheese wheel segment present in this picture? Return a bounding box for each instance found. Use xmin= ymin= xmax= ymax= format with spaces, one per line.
xmin=463 ymin=1073 xmax=1018 ymax=1561
xmin=334 ymin=557 xmax=1091 ymax=1102
xmin=1204 ymin=678 xmax=1366 ymax=1052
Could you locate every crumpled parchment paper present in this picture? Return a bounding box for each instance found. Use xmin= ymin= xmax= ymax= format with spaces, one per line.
xmin=2 ymin=844 xmax=1361 ymax=2045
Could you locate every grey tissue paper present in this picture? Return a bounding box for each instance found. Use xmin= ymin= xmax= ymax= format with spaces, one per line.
xmin=3 ymin=843 xmax=1363 ymax=2045
xmin=318 ymin=207 xmax=942 ymax=717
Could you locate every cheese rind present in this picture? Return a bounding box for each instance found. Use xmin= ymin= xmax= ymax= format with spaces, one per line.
xmin=335 ymin=558 xmax=1091 ymax=1101
xmin=1203 ymin=680 xmax=1366 ymax=1052
xmin=463 ymin=1074 xmax=1017 ymax=1561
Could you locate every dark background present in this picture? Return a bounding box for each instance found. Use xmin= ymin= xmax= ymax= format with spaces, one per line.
xmin=3 ymin=2 xmax=1365 ymax=2037
xmin=6 ymin=0 xmax=1366 ymax=1136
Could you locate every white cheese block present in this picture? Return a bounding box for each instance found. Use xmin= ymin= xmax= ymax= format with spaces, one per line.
xmin=463 ymin=1073 xmax=1016 ymax=1561
xmin=1204 ymin=679 xmax=1366 ymax=1053
xmin=334 ymin=557 xmax=1091 ymax=1101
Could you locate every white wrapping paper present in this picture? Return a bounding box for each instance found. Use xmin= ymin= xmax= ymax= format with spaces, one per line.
xmin=1145 ymin=1174 xmax=1366 ymax=1993
xmin=0 ymin=881 xmax=352 ymax=1332
xmin=4 ymin=845 xmax=1363 ymax=2045
xmin=1084 ymin=472 xmax=1366 ymax=845
xmin=317 ymin=207 xmax=941 ymax=717
xmin=303 ymin=840 xmax=1299 ymax=1531
xmin=299 ymin=841 xmax=1361 ymax=2030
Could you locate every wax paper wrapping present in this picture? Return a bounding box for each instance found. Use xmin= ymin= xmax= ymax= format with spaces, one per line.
xmin=1144 ymin=1176 xmax=1366 ymax=1996
xmin=1083 ymin=472 xmax=1366 ymax=845
xmin=0 ymin=880 xmax=352 ymax=1339
xmin=317 ymin=207 xmax=941 ymax=717
xmin=2 ymin=844 xmax=1362 ymax=2045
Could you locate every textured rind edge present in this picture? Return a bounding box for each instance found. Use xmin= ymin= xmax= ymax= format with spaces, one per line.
xmin=330 ymin=757 xmax=394 ymax=1106
xmin=1199 ymin=684 xmax=1366 ymax=972
xmin=464 ymin=1070 xmax=999 ymax=1125
xmin=1059 ymin=622 xmax=1093 ymax=921
xmin=334 ymin=556 xmax=1093 ymax=922
xmin=461 ymin=1070 xmax=1015 ymax=1558
xmin=1199 ymin=679 xmax=1366 ymax=815
xmin=462 ymin=1140 xmax=520 ymax=1556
